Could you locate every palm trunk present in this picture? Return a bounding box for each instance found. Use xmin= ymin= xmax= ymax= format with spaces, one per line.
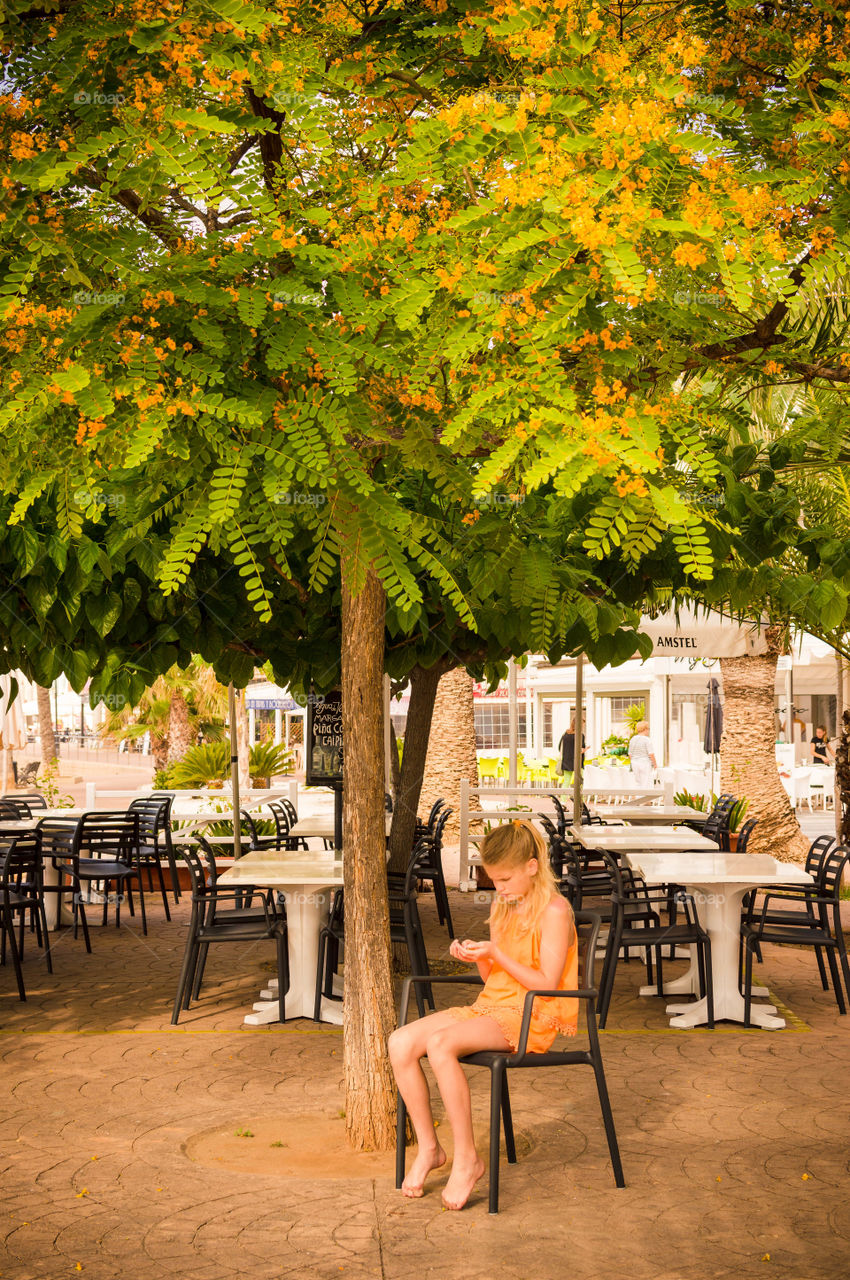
xmin=419 ymin=666 xmax=481 ymax=843
xmin=36 ymin=684 xmax=57 ymax=769
xmin=152 ymin=734 xmax=169 ymax=772
xmin=341 ymin=559 xmax=396 ymax=1151
xmin=387 ymin=660 xmax=450 ymax=875
xmin=719 ymin=627 xmax=808 ymax=863
xmin=166 ymin=692 xmax=194 ymax=763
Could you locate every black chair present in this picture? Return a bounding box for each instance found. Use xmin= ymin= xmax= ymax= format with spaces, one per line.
xmin=1 ymin=833 xmax=52 ymax=1000
xmin=547 ymin=794 xmax=569 ymax=837
xmin=742 ymin=845 xmax=850 ymax=1021
xmin=15 ymin=792 xmax=47 ymax=810
xmin=172 ymin=839 xmax=288 ymax=1024
xmin=315 ymin=855 xmax=432 ymax=1020
xmin=734 ymin=817 xmax=758 ymax=852
xmin=395 ymin=910 xmax=625 ymax=1212
xmin=597 ymin=851 xmax=714 ymax=1029
xmin=0 ymin=798 xmax=33 ymax=820
xmin=385 ymin=792 xmax=393 ymax=812
xmin=413 ymin=798 xmax=447 ymax=844
xmin=128 ymin=795 xmax=179 ymax=913
xmin=273 ymin=798 xmax=307 ymax=849
xmin=409 ymin=808 xmax=453 ymax=938
xmin=16 ymin=762 xmax=40 ymax=788
xmin=38 ymin=812 xmax=145 ymax=951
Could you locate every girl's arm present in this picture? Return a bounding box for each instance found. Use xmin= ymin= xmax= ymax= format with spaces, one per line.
xmin=462 ymin=898 xmax=573 ymax=991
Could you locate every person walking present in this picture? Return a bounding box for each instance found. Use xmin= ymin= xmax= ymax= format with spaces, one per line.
xmin=628 ymin=720 xmax=657 ymax=786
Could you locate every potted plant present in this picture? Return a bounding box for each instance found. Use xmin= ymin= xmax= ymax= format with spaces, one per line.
xmin=726 ymin=797 xmax=749 ymax=850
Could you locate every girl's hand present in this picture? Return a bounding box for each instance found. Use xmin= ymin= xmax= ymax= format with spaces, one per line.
xmin=449 ymin=938 xmax=482 ymax=964
xmin=459 ymin=939 xmax=494 ymax=962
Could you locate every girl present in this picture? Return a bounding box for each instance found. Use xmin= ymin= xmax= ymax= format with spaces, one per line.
xmin=388 ymin=819 xmax=577 ymax=1211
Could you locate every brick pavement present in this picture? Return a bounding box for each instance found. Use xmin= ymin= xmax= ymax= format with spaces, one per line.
xmin=2 ymin=887 xmax=849 ymax=1280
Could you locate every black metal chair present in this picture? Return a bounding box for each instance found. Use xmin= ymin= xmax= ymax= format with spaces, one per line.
xmin=734 ymin=817 xmax=758 ymax=852
xmin=172 ymin=839 xmax=288 ymax=1023
xmin=741 ymin=844 xmax=850 ymax=1020
xmin=1 ymin=832 xmax=52 ymax=1000
xmin=127 ymin=795 xmax=179 ymax=912
xmin=15 ymin=792 xmax=47 ymax=810
xmin=597 ymin=851 xmax=714 ymax=1029
xmin=395 ymin=911 xmax=625 ymax=1212
xmin=315 ymin=855 xmax=432 ymax=1020
xmin=413 ymin=798 xmax=447 ymax=844
xmin=0 ymin=798 xmax=33 ymax=820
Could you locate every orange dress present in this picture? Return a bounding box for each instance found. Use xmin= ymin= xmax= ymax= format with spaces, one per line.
xmin=445 ymin=901 xmax=579 ymax=1053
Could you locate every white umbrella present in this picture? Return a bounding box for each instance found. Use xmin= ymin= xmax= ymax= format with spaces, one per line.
xmin=0 ymin=674 xmax=27 ymax=795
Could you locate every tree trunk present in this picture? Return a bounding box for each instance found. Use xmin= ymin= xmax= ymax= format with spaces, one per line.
xmin=419 ymin=667 xmax=481 ymax=843
xmin=152 ymin=734 xmax=169 ymax=772
xmin=167 ymin=692 xmax=194 ymax=763
xmin=719 ymin=629 xmax=808 ymax=863
xmin=36 ymin=684 xmax=57 ymax=769
xmin=341 ymin=560 xmax=396 ymax=1152
xmin=235 ymin=689 xmax=251 ymax=793
xmin=387 ymin=660 xmax=450 ymax=875
xmin=835 ymin=708 xmax=850 ymax=844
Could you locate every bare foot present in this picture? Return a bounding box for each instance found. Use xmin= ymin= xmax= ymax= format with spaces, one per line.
xmin=401 ymin=1143 xmax=447 ymax=1198
xmin=441 ymin=1155 xmax=485 ymax=1210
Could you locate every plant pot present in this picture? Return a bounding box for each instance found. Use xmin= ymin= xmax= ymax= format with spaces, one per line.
xmin=727 ymin=833 xmax=740 ymax=851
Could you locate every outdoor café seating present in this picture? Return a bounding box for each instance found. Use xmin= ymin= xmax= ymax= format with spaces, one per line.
xmin=1 ymin=832 xmax=52 ymax=1001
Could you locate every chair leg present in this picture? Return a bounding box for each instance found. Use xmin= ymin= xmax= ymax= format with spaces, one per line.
xmin=154 ymin=860 xmax=171 ymax=920
xmin=590 ymin=1051 xmax=626 ymax=1188
xmin=501 ymin=1074 xmax=516 ymax=1164
xmin=314 ymin=928 xmax=328 ymax=1021
xmin=824 ymin=945 xmax=846 ymax=1015
xmin=395 ymin=1093 xmax=408 ymax=1189
xmin=702 ymin=939 xmax=714 ymax=1028
xmin=813 ymin=945 xmax=829 ymax=990
xmin=488 ymin=1062 xmax=504 ymax=1214
xmin=743 ymin=939 xmax=754 ymax=1026
xmin=3 ymin=905 xmax=26 ymax=1001
xmin=192 ymin=941 xmax=210 ymax=1001
xmin=172 ymin=933 xmax=199 ymax=1024
xmin=137 ymin=874 xmax=147 ymax=936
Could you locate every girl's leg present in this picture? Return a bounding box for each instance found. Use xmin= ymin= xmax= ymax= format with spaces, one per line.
xmin=388 ymin=1011 xmax=459 ymax=1197
xmin=425 ymin=1016 xmax=512 ymax=1211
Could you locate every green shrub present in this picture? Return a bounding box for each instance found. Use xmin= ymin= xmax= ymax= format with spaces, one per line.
xmin=168 ymin=740 xmax=294 ymax=788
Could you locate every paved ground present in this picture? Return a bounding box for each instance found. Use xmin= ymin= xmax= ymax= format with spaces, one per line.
xmin=2 ymin=866 xmax=850 ymax=1280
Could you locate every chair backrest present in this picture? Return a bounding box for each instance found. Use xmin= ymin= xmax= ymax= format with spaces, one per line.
xmin=432 ymin=806 xmax=453 ymax=847
xmin=265 ymin=800 xmax=293 ymax=845
xmin=573 ymin=910 xmax=602 ymax=989
xmin=816 ymin=845 xmax=850 ymax=899
xmin=0 ymin=798 xmax=29 ymax=819
xmin=77 ymin=811 xmax=140 ymax=864
xmin=36 ymin=816 xmax=81 ymax=860
xmin=735 ymin=818 xmax=758 ymax=852
xmin=16 ymin=792 xmax=47 ymax=809
xmin=385 ymin=792 xmax=393 ymax=813
xmin=805 ymin=834 xmax=835 ymax=877
xmin=1 ymin=832 xmax=42 ymax=892
xmin=426 ymin=798 xmax=447 ymax=829
xmin=127 ymin=796 xmax=171 ymax=843
xmin=537 ymin=813 xmax=559 ymax=843
xmin=277 ymin=798 xmax=298 ymax=828
xmin=548 ymin=794 xmax=568 ymax=834
xmin=177 ymin=840 xmax=218 ymax=901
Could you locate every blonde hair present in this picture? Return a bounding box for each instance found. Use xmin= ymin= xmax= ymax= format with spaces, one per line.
xmin=481 ymin=819 xmax=559 ymax=932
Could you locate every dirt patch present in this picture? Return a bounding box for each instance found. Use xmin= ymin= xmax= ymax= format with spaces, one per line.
xmin=183 ymin=1114 xmax=397 ymax=1179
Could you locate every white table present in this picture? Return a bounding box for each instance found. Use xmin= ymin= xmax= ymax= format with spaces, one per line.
xmin=589 ymin=805 xmax=708 ymax=826
xmin=624 ymin=851 xmax=814 ymax=1029
xmin=288 ymin=814 xmax=392 ymax=843
xmin=569 ymin=825 xmax=720 ymax=853
xmin=218 ymin=849 xmax=345 ymax=1025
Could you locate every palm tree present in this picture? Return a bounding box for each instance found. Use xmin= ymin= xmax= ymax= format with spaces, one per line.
xmin=100 ymin=658 xmax=229 ymax=768
xmin=36 ymin=684 xmax=57 ymax=769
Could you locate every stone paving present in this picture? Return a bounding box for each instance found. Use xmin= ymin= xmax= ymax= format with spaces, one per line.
xmin=1 ymin=883 xmax=849 ymax=1280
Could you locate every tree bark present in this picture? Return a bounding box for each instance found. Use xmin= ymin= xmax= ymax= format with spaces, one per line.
xmin=341 ymin=559 xmax=397 ymax=1151
xmin=166 ymin=692 xmax=194 ymax=763
xmin=835 ymin=708 xmax=850 ymax=844
xmin=719 ymin=628 xmax=808 ymax=863
xmin=419 ymin=666 xmax=481 ymax=843
xmin=387 ymin=660 xmax=451 ymax=875
xmin=36 ymin=684 xmax=57 ymax=769
xmin=235 ymin=688 xmax=251 ymax=793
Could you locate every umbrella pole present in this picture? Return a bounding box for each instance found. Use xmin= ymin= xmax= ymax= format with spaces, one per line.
xmin=228 ymin=683 xmax=242 ymax=859
xmin=572 ymin=654 xmax=584 ymax=825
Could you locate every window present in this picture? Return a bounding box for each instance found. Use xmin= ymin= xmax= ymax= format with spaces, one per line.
xmin=603 ymin=695 xmax=646 ymax=738
xmin=474 ymin=704 xmax=528 ymax=750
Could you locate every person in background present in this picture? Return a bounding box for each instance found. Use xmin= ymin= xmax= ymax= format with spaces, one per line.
xmin=557 ymin=716 xmax=585 ymax=776
xmin=628 ymin=720 xmax=657 ymax=786
xmin=811 ymin=725 xmax=835 ymax=765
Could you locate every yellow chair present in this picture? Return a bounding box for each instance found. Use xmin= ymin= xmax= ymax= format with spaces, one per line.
xmin=478 ymin=756 xmax=499 ymax=784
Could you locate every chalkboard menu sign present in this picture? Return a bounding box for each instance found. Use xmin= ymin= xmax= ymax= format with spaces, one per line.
xmin=306 ymin=690 xmax=343 ymax=786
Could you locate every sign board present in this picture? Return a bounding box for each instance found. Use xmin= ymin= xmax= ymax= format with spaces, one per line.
xmin=306 ymin=690 xmax=343 ymax=786
xmin=246 ymin=697 xmax=304 ymax=711
xmin=639 ymin=608 xmax=768 ymax=659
